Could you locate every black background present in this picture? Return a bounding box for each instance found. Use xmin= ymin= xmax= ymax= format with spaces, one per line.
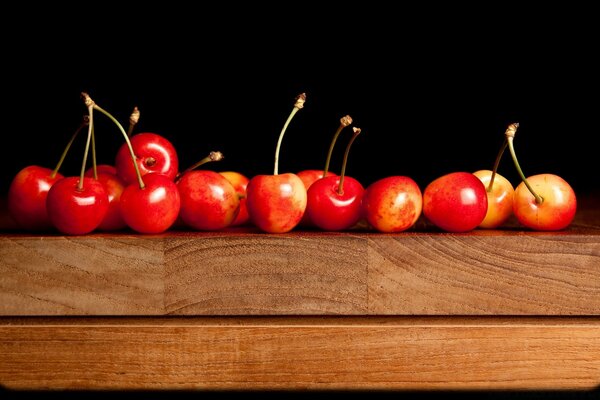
xmin=1 ymin=6 xmax=599 ymax=400
xmin=2 ymin=6 xmax=598 ymax=198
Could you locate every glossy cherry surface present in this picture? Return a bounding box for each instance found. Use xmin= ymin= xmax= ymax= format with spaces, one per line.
xmin=178 ymin=170 xmax=240 ymax=230
xmin=246 ymin=173 xmax=307 ymax=233
xmin=8 ymin=166 xmax=64 ymax=230
xmin=423 ymin=172 xmax=488 ymax=233
xmin=120 ymin=173 xmax=180 ymax=234
xmin=362 ymin=176 xmax=422 ymax=233
xmin=115 ymin=132 xmax=179 ymax=184
xmin=513 ymin=173 xmax=576 ymax=231
xmin=46 ymin=177 xmax=109 ymax=235
xmin=306 ymin=175 xmax=363 ymax=231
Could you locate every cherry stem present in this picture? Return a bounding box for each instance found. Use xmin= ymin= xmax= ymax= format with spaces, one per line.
xmin=51 ymin=116 xmax=89 ymax=178
xmin=487 ymin=139 xmax=507 ymax=192
xmin=323 ymin=115 xmax=352 ymax=177
xmin=78 ymin=105 xmax=95 ymax=191
xmin=175 ymin=151 xmax=224 ymax=181
xmin=127 ymin=106 xmax=140 ymax=137
xmin=90 ymin=125 xmax=97 ymax=179
xmin=82 ymin=93 xmax=145 ymax=189
xmin=274 ymin=93 xmax=306 ymax=175
xmin=338 ymin=127 xmax=362 ymax=195
xmin=505 ymin=124 xmax=544 ymax=205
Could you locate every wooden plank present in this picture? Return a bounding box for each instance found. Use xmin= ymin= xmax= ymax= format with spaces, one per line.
xmin=2 ymin=229 xmax=599 ymax=316
xmin=1 ymin=317 xmax=599 ymax=390
xmin=0 ymin=235 xmax=163 ymax=315
xmin=1 ymin=197 xmax=599 ymax=316
xmin=368 ymin=232 xmax=600 ymax=314
xmin=164 ymin=233 xmax=368 ymax=314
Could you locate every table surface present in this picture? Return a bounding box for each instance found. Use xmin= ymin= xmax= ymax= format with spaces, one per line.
xmin=1 ymin=194 xmax=599 ymax=390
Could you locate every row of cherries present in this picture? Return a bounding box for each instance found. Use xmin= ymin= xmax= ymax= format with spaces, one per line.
xmin=7 ymin=93 xmax=577 ymax=235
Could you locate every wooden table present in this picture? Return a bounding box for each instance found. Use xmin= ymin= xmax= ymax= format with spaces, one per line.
xmin=1 ymin=196 xmax=599 ymax=391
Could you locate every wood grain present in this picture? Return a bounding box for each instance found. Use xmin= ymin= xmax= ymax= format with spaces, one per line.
xmin=0 ymin=235 xmax=163 ymax=315
xmin=164 ymin=233 xmax=368 ymax=315
xmin=0 ymin=196 xmax=599 ymax=316
xmin=368 ymin=233 xmax=600 ymax=314
xmin=2 ymin=229 xmax=599 ymax=316
xmin=1 ymin=316 xmax=599 ymax=390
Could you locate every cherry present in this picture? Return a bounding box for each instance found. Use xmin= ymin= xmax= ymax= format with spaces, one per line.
xmin=177 ymin=151 xmax=240 ymax=230
xmin=306 ymin=127 xmax=364 ymax=231
xmin=219 ymin=171 xmax=250 ymax=226
xmin=297 ymin=115 xmax=351 ymax=226
xmin=362 ymin=176 xmax=423 ymax=233
xmin=246 ymin=93 xmax=308 ymax=233
xmin=8 ymin=166 xmax=64 ymax=231
xmin=85 ymin=164 xmax=117 ymax=177
xmin=115 ymin=132 xmax=179 ymax=185
xmin=95 ymin=171 xmax=127 ymax=231
xmin=423 ymin=172 xmax=488 ymax=232
xmin=120 ymin=173 xmax=180 ymax=233
xmin=46 ymin=101 xmax=108 ymax=235
xmin=473 ymin=123 xmax=518 ymax=229
xmin=46 ymin=177 xmax=109 ymax=235
xmin=82 ymin=93 xmax=180 ymax=234
xmin=473 ymin=170 xmax=515 ymax=228
xmin=8 ymin=116 xmax=88 ymax=230
xmin=505 ymin=124 xmax=577 ymax=230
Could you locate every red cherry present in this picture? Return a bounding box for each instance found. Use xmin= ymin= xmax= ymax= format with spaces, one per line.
xmin=306 ymin=175 xmax=364 ymax=231
xmin=115 ymin=132 xmax=179 ymax=184
xmin=362 ymin=176 xmax=423 ymax=233
xmin=423 ymin=172 xmax=488 ymax=232
xmin=81 ymin=93 xmax=181 ymax=234
xmin=8 ymin=166 xmax=64 ymax=230
xmin=85 ymin=164 xmax=117 ymax=177
xmin=7 ymin=116 xmax=89 ymax=231
xmin=305 ymin=126 xmax=364 ymax=231
xmin=120 ymin=173 xmax=180 ymax=234
xmin=246 ymin=173 xmax=307 ymax=233
xmin=46 ymin=177 xmax=109 ymax=235
xmin=219 ymin=171 xmax=250 ymax=226
xmin=297 ymin=170 xmax=336 ymax=227
xmin=178 ymin=170 xmax=240 ymax=230
xmin=95 ymin=172 xmax=127 ymax=231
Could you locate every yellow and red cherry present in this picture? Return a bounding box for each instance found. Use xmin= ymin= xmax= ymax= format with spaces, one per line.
xmin=246 ymin=93 xmax=308 ymax=233
xmin=362 ymin=176 xmax=422 ymax=233
xmin=513 ymin=174 xmax=576 ymax=230
xmin=219 ymin=171 xmax=250 ymax=226
xmin=176 ymin=152 xmax=240 ymax=230
xmin=473 ymin=123 xmax=519 ymax=229
xmin=473 ymin=170 xmax=514 ymax=229
xmin=504 ymin=124 xmax=577 ymax=230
